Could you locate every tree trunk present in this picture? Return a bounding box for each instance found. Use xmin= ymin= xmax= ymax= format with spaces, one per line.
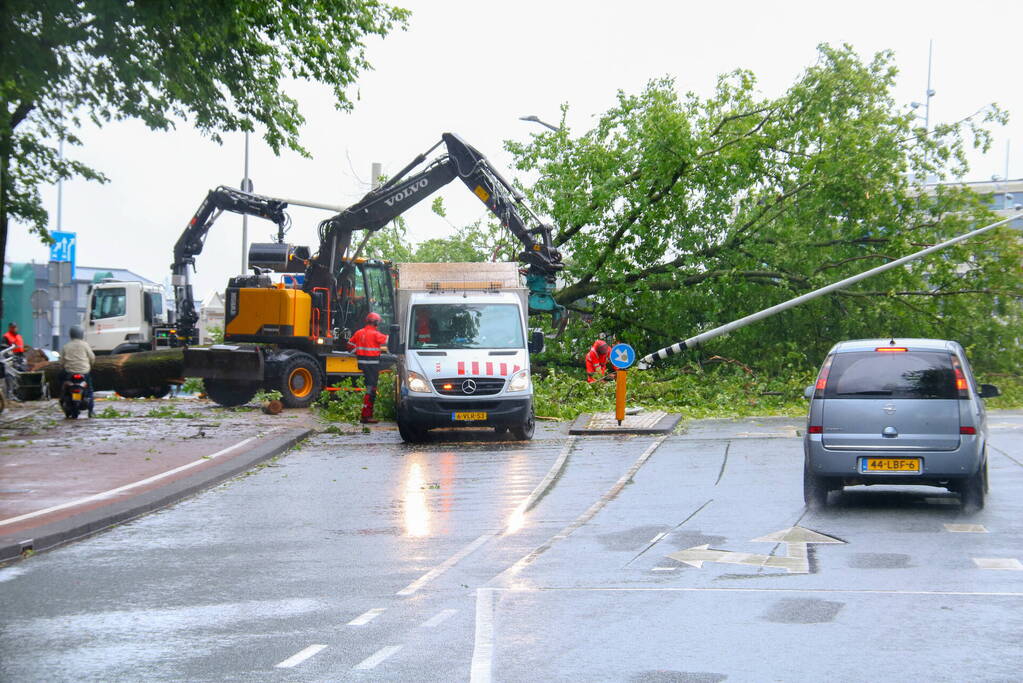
xmin=38 ymin=348 xmax=184 ymax=395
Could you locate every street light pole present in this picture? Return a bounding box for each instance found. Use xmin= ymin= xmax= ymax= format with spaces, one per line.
xmin=241 ymin=131 xmax=252 ymax=273
xmin=519 ymin=114 xmax=560 ymax=132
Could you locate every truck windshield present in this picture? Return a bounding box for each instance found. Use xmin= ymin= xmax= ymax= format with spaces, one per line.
xmin=410 ymin=303 xmax=523 ymax=349
xmin=91 ymin=288 xmax=127 ymax=320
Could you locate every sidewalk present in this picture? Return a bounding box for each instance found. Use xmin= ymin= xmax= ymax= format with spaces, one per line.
xmin=0 ymin=396 xmax=319 ymax=563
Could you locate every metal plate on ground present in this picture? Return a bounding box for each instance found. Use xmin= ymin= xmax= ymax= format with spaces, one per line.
xmin=569 ymin=410 xmax=681 ymax=435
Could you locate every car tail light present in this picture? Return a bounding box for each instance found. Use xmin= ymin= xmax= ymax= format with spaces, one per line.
xmin=72 ymin=374 xmax=84 ymax=380
xmin=950 ymin=355 xmax=969 ymax=398
xmin=813 ymin=356 xmax=834 ymax=395
xmin=808 ymin=425 xmax=823 ymax=434
xmin=875 ymin=347 xmax=908 ymax=352
xmin=960 ymin=426 xmax=976 ymax=435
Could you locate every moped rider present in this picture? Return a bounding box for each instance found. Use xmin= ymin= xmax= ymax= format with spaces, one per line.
xmin=60 ymin=325 xmax=96 ymax=417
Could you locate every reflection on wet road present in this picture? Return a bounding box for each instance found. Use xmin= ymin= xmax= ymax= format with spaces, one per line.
xmin=2 ymin=415 xmax=1023 ymax=681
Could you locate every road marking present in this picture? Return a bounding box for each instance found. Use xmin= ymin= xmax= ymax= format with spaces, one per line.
xmin=648 ymin=532 xmax=667 ymax=544
xmin=353 ymin=645 xmax=402 ymax=670
xmin=275 ymin=644 xmax=327 ymax=668
xmin=651 ymin=567 xmax=676 ymax=572
xmin=470 ymin=588 xmax=496 ymax=683
xmin=505 ymin=437 xmax=576 ymax=533
xmin=668 ymin=526 xmax=844 ymax=574
xmin=973 ymin=558 xmax=1023 ymax=570
xmin=496 ymin=435 xmax=668 ymax=581
xmin=494 ymin=586 xmax=1023 ymax=597
xmin=945 ymin=524 xmax=988 ymax=533
xmin=422 ymin=609 xmax=458 ymax=628
xmin=347 ymin=607 xmax=386 ymax=625
xmin=397 ymin=533 xmax=496 ymax=596
xmin=0 ymin=432 xmax=274 ymax=528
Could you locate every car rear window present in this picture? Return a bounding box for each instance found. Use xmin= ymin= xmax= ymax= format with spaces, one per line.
xmin=823 ymin=351 xmax=958 ymax=399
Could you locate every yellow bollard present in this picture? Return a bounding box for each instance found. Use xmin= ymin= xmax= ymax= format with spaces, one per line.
xmin=615 ymin=370 xmax=627 ymax=425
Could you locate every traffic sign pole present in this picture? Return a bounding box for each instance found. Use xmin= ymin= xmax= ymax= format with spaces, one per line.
xmin=615 ymin=370 xmax=627 ymax=425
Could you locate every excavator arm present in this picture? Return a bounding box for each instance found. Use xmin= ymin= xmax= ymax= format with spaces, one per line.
xmin=172 ymin=186 xmax=290 ymax=343
xmin=311 ymin=133 xmax=564 ymax=323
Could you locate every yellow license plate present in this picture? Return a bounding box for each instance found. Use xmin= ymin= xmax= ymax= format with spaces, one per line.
xmin=453 ymin=411 xmax=487 ymax=421
xmin=862 ymin=458 xmax=920 ymax=473
xmin=71 ymin=392 xmax=82 ymax=401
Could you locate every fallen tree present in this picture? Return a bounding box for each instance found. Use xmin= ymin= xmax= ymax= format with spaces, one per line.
xmin=36 ymin=348 xmax=184 ymax=398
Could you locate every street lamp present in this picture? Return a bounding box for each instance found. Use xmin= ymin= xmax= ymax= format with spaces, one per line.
xmin=519 ymin=114 xmax=560 ymax=132
xmin=910 ymin=40 xmax=936 ymax=131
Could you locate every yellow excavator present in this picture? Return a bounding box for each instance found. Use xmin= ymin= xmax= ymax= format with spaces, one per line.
xmin=178 ymin=132 xmax=564 ymax=408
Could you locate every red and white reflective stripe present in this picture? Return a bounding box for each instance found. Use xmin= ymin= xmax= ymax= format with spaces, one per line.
xmin=457 ymin=361 xmax=465 ymax=375
xmin=486 ymin=362 xmax=493 ymax=375
xmin=512 ymin=365 xmax=520 ymax=373
xmin=500 ymin=363 xmax=507 ymax=376
xmin=471 ymin=361 xmax=480 ymax=375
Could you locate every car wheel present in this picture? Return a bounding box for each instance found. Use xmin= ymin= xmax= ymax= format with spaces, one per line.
xmin=203 ymin=379 xmax=259 ymax=407
xmin=397 ymin=413 xmax=427 ymax=443
xmin=510 ymin=409 xmax=535 ymax=441
xmin=803 ymin=462 xmax=829 ymax=510
xmin=960 ymin=462 xmax=986 ymax=512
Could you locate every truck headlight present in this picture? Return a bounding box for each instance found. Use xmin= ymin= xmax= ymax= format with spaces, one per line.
xmin=407 ymin=371 xmax=431 ymax=393
xmin=508 ymin=369 xmax=530 ymax=392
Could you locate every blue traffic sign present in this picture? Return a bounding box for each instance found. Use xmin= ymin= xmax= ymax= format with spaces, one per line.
xmin=609 ymin=343 xmax=636 ymax=370
xmin=49 ymin=231 xmax=76 ymax=279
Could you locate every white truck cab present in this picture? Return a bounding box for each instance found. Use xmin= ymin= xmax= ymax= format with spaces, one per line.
xmin=84 ymin=280 xmax=172 ymax=354
xmin=393 ymin=263 xmax=543 ymax=442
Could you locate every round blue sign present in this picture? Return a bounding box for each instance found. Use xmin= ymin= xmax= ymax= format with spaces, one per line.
xmin=609 ymin=343 xmax=636 ymax=370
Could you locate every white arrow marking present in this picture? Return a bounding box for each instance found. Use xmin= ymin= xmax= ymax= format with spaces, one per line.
xmin=667 ymin=526 xmax=844 ymax=574
xmin=614 ymin=349 xmax=631 ymax=363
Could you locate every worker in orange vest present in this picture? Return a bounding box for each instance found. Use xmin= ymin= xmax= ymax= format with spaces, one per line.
xmin=585 ymin=340 xmax=612 ymax=383
xmin=3 ymin=322 xmax=25 ymax=370
xmin=348 ymin=312 xmax=389 ymax=423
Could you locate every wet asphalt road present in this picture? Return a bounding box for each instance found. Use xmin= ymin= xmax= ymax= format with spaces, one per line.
xmin=1 ymin=414 xmax=1022 ymax=682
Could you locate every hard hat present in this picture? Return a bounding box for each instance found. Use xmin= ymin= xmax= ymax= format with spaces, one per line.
xmin=365 ymin=312 xmax=382 ymax=325
xmin=69 ymin=324 xmax=85 ymax=340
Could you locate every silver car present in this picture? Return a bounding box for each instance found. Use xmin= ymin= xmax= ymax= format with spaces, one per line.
xmin=802 ymin=338 xmax=1000 ymax=511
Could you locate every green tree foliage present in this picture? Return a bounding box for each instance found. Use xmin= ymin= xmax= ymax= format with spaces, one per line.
xmin=507 ymin=45 xmax=1022 ymax=371
xmin=0 ymin=0 xmax=409 ymax=312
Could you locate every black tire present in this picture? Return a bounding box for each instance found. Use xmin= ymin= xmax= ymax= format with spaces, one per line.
xmin=203 ymin=378 xmax=259 ymax=407
xmin=277 ymin=353 xmax=323 ymax=409
xmin=64 ymin=400 xmax=80 ymax=419
xmin=116 ymin=387 xmax=148 ymax=399
xmin=397 ymin=414 xmax=427 ymax=443
xmin=147 ymin=385 xmax=171 ymax=399
xmin=960 ymin=461 xmax=986 ymax=512
xmin=803 ymin=462 xmax=829 ymax=510
xmin=510 ymin=408 xmax=535 ymax=441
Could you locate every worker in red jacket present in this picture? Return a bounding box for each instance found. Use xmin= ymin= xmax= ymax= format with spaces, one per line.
xmin=348 ymin=312 xmax=389 ymax=423
xmin=585 ymin=340 xmax=612 ymax=383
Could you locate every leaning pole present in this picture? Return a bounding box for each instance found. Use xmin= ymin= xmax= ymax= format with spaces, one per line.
xmin=636 ymin=212 xmax=1021 ymax=370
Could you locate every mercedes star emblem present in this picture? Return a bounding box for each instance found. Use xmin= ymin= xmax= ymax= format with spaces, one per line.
xmin=461 ymin=379 xmax=478 ymax=394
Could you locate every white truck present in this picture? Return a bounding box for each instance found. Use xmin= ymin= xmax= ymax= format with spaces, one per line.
xmin=84 ymin=279 xmax=176 ymax=397
xmin=392 ymin=262 xmax=544 ymax=443
xmin=85 ymin=280 xmax=175 ymax=355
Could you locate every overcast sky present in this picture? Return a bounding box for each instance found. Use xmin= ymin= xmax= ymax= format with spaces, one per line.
xmin=9 ymin=0 xmax=1023 ymax=300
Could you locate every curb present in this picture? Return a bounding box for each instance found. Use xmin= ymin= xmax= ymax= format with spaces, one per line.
xmin=569 ymin=412 xmax=682 ymax=436
xmin=0 ymin=427 xmax=314 ymax=564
